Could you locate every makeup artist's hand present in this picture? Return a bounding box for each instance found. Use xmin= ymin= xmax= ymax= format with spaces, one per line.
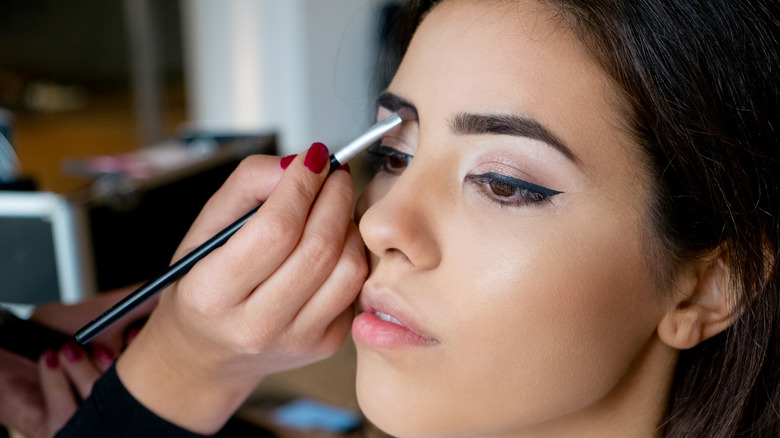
xmin=0 ymin=343 xmax=120 ymax=438
xmin=0 ymin=288 xmax=149 ymax=437
xmin=0 ymin=344 xmax=126 ymax=438
xmin=116 ymin=143 xmax=367 ymax=435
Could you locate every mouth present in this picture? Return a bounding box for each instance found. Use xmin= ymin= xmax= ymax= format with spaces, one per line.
xmin=353 ymin=291 xmax=439 ymax=349
xmin=373 ymin=310 xmax=405 ymax=327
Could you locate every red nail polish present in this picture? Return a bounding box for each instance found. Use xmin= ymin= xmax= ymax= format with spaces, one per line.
xmin=44 ymin=350 xmax=58 ymax=368
xmin=93 ymin=345 xmax=116 ymax=364
xmin=127 ymin=328 xmax=141 ymax=341
xmin=62 ymin=344 xmax=82 ymax=362
xmin=338 ymin=163 xmax=351 ymax=174
xmin=304 ymin=142 xmax=329 ymax=174
xmin=280 ymin=154 xmax=296 ymax=170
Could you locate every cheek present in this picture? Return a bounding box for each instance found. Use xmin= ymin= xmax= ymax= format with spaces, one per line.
xmin=425 ymin=209 xmax=665 ymax=428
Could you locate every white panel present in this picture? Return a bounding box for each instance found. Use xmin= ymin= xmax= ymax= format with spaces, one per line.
xmin=180 ymin=0 xmax=386 ymax=155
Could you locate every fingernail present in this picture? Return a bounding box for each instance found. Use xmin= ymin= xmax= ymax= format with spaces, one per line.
xmin=280 ymin=154 xmax=296 ymax=170
xmin=44 ymin=350 xmax=58 ymax=368
xmin=338 ymin=163 xmax=351 ymax=174
xmin=127 ymin=328 xmax=141 ymax=342
xmin=304 ymin=142 xmax=329 ymax=174
xmin=93 ymin=345 xmax=116 ymax=365
xmin=62 ymin=344 xmax=82 ymax=362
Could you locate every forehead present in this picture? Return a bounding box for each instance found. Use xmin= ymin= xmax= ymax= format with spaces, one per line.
xmin=391 ymin=0 xmax=637 ymax=172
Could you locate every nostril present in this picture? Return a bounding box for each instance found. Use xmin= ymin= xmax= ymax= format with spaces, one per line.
xmin=387 ymin=247 xmax=412 ymax=263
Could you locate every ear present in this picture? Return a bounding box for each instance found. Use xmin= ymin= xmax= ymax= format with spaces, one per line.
xmin=657 ymin=249 xmax=737 ymax=350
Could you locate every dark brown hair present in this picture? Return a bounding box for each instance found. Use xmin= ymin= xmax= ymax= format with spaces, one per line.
xmin=381 ymin=1 xmax=780 ymax=436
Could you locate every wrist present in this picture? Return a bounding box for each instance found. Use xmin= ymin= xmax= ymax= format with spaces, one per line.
xmin=115 ymin=312 xmax=266 ymax=434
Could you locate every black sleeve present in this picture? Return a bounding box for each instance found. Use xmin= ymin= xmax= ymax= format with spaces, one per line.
xmin=55 ymin=364 xmax=210 ymax=438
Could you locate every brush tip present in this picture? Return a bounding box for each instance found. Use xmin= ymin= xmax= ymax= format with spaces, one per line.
xmin=394 ymin=107 xmax=416 ymax=122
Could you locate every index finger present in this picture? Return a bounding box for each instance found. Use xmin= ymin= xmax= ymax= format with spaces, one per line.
xmin=180 ymin=142 xmax=333 ymax=304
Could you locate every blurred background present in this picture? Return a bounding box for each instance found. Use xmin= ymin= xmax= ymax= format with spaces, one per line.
xmin=0 ymin=0 xmax=396 ymax=298
xmin=0 ymin=0 xmax=392 ymax=194
xmin=1 ymin=1 xmax=401 ymax=436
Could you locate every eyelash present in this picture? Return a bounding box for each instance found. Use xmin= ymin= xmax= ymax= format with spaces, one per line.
xmin=366 ymin=143 xmax=413 ymax=176
xmin=465 ymin=172 xmax=562 ymax=207
xmin=366 ymin=144 xmax=562 ymax=207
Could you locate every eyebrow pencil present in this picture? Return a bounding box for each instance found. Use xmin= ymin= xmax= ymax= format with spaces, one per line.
xmin=75 ymin=113 xmax=402 ymax=344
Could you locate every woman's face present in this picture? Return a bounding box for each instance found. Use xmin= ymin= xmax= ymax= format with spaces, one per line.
xmin=353 ymin=1 xmax=674 ymax=436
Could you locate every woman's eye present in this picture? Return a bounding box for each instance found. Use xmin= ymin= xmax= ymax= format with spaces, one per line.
xmin=467 ymin=172 xmax=562 ymax=207
xmin=366 ymin=144 xmax=413 ymax=175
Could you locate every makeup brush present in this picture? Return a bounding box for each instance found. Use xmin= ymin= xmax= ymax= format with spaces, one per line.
xmin=75 ymin=113 xmax=402 ymax=344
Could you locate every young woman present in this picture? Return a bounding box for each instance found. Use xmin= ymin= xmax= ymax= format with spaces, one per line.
xmin=8 ymin=0 xmax=779 ymax=436
xmin=352 ymin=1 xmax=780 ymax=436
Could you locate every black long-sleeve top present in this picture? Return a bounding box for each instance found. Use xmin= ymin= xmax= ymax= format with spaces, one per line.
xmin=56 ymin=364 xmax=209 ymax=437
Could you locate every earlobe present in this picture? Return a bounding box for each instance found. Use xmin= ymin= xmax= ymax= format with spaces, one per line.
xmin=657 ymin=252 xmax=737 ymax=350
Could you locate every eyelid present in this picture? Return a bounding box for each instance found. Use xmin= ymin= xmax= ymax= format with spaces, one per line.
xmin=368 ymin=143 xmax=413 ymax=158
xmin=375 ymin=117 xmax=417 ymax=153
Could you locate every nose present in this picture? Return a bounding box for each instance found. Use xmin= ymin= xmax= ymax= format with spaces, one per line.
xmin=358 ymin=161 xmax=443 ymax=271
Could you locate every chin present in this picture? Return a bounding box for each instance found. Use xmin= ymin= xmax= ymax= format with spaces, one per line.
xmin=354 ymin=358 xmax=429 ymax=438
xmin=355 ymin=357 xmax=472 ymax=438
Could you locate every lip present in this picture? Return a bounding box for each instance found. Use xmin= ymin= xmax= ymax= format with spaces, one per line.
xmin=352 ymin=286 xmax=439 ymax=349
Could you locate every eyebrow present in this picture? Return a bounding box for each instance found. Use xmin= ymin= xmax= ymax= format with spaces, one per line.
xmin=451 ymin=112 xmax=578 ymax=163
xmin=376 ymin=91 xmax=578 ymax=163
xmin=377 ymin=91 xmax=419 ymax=122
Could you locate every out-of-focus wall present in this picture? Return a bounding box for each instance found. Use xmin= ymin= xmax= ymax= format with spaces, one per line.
xmin=182 ymin=0 xmax=388 ymax=155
